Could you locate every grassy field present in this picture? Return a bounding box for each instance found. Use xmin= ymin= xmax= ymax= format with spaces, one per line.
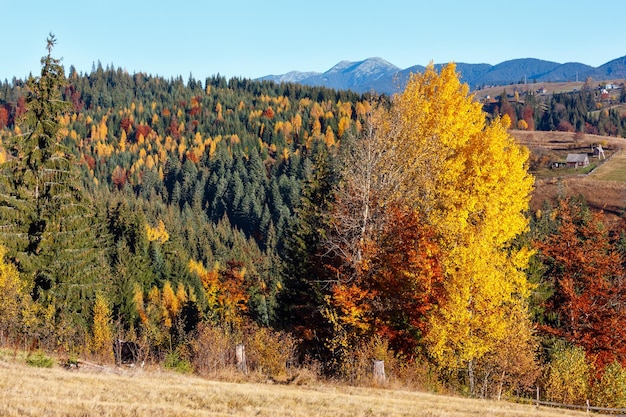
xmin=0 ymin=353 xmax=590 ymax=417
xmin=589 ymin=150 xmax=626 ymax=181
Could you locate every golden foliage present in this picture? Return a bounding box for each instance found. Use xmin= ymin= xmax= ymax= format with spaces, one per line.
xmin=90 ymin=293 xmax=113 ymax=362
xmin=188 ymin=260 xmax=216 ymax=311
xmin=593 ymin=362 xmax=626 ymax=408
xmin=311 ymin=118 xmax=321 ymax=136
xmin=380 ymin=63 xmax=534 ymax=379
xmin=337 ymin=116 xmax=351 ymax=138
xmin=146 ymin=220 xmax=169 ymax=244
xmin=338 ymin=101 xmax=352 ymax=118
xmin=133 ymin=281 xmax=189 ymax=343
xmin=188 ymin=259 xmax=250 ymax=324
xmin=327 ymin=284 xmax=374 ymax=333
xmin=0 ymin=245 xmax=29 ymax=339
xmin=474 ymin=304 xmax=540 ymax=398
xmin=324 ymin=126 xmax=336 ymax=147
xmin=518 ymin=119 xmax=529 ymax=130
xmin=544 ymin=342 xmax=591 ymax=405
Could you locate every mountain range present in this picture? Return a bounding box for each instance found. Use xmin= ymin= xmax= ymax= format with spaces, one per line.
xmin=259 ymin=56 xmax=626 ymax=95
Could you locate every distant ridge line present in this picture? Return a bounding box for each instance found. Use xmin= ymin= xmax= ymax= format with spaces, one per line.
xmin=258 ymin=56 xmax=626 ymax=94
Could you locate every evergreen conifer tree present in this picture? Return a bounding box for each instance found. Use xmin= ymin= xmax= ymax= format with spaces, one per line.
xmin=0 ymin=34 xmax=109 ymax=333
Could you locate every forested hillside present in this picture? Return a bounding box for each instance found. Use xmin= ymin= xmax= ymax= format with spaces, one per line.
xmin=2 ymin=38 xmax=626 ymax=407
xmin=485 ymin=82 xmax=626 ymax=136
xmin=0 ymin=53 xmax=368 ymax=325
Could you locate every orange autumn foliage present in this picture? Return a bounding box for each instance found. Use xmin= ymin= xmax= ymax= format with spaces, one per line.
xmin=262 ymin=107 xmax=275 ymax=119
xmin=188 ymin=259 xmax=250 ymax=324
xmin=536 ymin=199 xmax=626 ymax=370
xmin=134 ymin=124 xmax=152 ymax=140
xmin=329 ymin=206 xmax=444 ymax=356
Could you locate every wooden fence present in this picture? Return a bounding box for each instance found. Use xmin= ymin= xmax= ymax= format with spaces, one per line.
xmin=534 ymin=399 xmax=626 ymax=415
xmin=511 ymin=388 xmax=626 ymax=415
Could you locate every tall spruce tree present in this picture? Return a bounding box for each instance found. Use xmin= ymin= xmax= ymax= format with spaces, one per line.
xmin=277 ymin=143 xmax=338 ymax=359
xmin=0 ymin=34 xmax=109 ymax=332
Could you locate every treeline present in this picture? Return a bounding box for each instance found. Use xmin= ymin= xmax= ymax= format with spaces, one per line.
xmin=2 ymin=38 xmax=626 ymax=407
xmin=487 ymin=83 xmax=626 ymax=137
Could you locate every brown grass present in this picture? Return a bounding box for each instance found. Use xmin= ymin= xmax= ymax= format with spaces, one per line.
xmin=0 ymin=352 xmax=589 ymax=417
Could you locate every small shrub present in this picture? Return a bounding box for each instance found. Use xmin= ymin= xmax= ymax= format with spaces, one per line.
xmin=190 ymin=321 xmax=300 ymax=380
xmin=26 ymin=351 xmax=55 ymax=368
xmin=592 ymin=361 xmax=626 ymax=408
xmin=339 ymin=335 xmax=400 ymax=387
xmin=190 ymin=323 xmax=235 ymax=376
xmin=542 ymin=341 xmax=591 ymax=405
xmin=243 ymin=323 xmax=298 ymax=377
xmin=393 ymin=360 xmax=444 ymax=393
xmin=288 ymin=358 xmax=321 ymax=386
xmin=163 ymin=351 xmax=193 ymax=374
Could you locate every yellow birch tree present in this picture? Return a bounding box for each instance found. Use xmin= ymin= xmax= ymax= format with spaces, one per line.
xmin=383 ymin=63 xmax=535 ymax=393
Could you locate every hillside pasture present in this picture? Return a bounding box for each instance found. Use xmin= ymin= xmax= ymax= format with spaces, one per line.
xmin=0 ymin=354 xmax=588 ymax=417
xmin=511 ymin=129 xmax=625 ymax=154
xmin=510 ymin=130 xmax=626 ymax=222
xmin=473 ymin=81 xmax=585 ymax=99
xmin=472 ymin=79 xmax=624 ymax=100
xmin=589 ymin=149 xmax=626 ymax=181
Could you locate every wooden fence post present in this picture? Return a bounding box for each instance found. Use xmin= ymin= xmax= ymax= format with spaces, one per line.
xmin=536 ymin=386 xmax=540 ymax=408
xmin=236 ymin=343 xmax=248 ymax=374
xmin=373 ymin=360 xmax=385 ymax=383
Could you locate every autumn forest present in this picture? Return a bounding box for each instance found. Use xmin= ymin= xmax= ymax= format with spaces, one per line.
xmin=2 ymin=36 xmax=626 ymax=407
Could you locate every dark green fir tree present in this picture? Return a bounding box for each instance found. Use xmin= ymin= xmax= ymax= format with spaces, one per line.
xmin=0 ymin=34 xmax=110 ymax=334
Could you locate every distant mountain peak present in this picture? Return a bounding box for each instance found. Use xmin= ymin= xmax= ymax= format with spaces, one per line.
xmin=259 ymin=56 xmax=626 ymax=94
xmin=326 ymin=58 xmax=398 ymax=74
xmin=259 ymin=70 xmax=320 ymax=84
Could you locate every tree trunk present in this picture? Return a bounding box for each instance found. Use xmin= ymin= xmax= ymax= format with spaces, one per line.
xmin=468 ymin=360 xmax=475 ymax=396
xmin=235 ymin=343 xmax=247 ymax=374
xmin=497 ymin=370 xmax=506 ymax=401
xmin=373 ymin=360 xmax=385 ymax=383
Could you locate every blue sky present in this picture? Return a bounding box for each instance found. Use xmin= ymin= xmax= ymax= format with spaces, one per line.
xmin=2 ymin=1 xmax=625 ymax=82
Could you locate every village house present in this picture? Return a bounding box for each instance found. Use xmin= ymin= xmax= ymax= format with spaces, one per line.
xmin=565 ymin=153 xmax=589 ymax=168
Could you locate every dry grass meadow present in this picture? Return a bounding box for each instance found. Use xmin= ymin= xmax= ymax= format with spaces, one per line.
xmin=0 ymin=352 xmax=592 ymax=417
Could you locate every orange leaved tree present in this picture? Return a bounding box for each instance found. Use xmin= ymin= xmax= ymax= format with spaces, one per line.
xmin=535 ymin=198 xmax=626 ymax=370
xmin=323 ymin=102 xmax=444 ymax=360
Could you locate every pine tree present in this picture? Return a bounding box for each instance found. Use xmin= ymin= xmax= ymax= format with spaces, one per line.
xmin=0 ymin=34 xmax=109 ymax=333
xmin=277 ymin=143 xmax=337 ymax=352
